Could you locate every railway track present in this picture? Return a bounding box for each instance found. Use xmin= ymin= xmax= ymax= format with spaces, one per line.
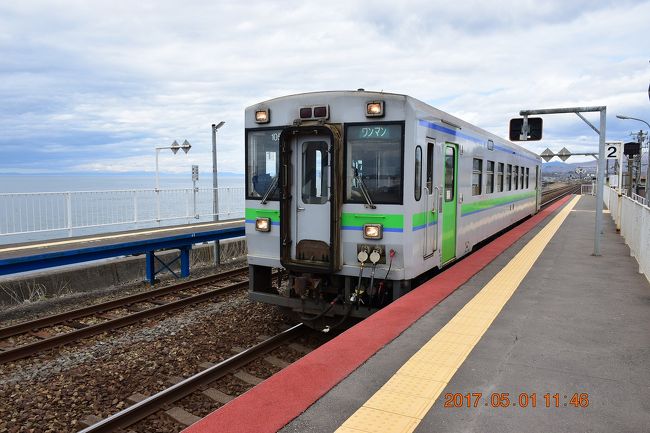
xmin=540 ymin=183 xmax=582 ymax=207
xmin=0 ymin=267 xmax=252 ymax=364
xmin=78 ymin=323 xmax=310 ymax=433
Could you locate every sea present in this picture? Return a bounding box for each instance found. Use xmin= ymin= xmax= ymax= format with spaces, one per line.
xmin=0 ymin=174 xmax=245 ymax=245
xmin=0 ymin=173 xmax=243 ymax=193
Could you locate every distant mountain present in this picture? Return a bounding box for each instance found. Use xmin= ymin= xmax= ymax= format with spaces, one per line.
xmin=542 ymin=160 xmax=597 ymax=174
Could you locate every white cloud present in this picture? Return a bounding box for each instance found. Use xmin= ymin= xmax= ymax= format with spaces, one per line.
xmin=0 ymin=0 xmax=648 ymax=172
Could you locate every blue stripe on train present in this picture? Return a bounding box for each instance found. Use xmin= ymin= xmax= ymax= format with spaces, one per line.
xmin=417 ymin=119 xmax=540 ymax=164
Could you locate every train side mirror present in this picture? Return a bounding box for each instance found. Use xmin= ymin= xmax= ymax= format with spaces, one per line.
xmin=509 ymin=117 xmax=543 ymax=141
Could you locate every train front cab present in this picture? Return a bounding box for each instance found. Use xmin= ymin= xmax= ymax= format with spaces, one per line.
xmin=248 ymin=122 xmax=418 ymax=319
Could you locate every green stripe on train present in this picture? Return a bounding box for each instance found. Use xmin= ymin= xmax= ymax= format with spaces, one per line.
xmin=245 ymin=208 xmax=280 ymax=221
xmin=461 ymin=190 xmax=536 ymax=216
xmin=412 ymin=211 xmax=438 ymax=227
xmin=341 ymin=212 xmax=404 ymax=229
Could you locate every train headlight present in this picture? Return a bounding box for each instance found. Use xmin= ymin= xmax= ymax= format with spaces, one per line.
xmin=255 ymin=217 xmax=271 ymax=232
xmin=363 ymin=224 xmax=383 ymax=240
xmin=255 ymin=109 xmax=270 ymax=123
xmin=366 ymin=101 xmax=384 ymax=117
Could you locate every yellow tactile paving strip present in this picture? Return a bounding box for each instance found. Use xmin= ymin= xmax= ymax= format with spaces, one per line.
xmin=335 ymin=196 xmax=580 ymax=433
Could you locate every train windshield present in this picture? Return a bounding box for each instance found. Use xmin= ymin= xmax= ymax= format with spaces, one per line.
xmin=246 ymin=129 xmax=281 ymax=200
xmin=345 ymin=123 xmax=403 ymax=205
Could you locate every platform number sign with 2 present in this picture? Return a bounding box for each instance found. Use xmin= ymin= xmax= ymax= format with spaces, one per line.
xmin=606 ymin=143 xmax=621 ymax=160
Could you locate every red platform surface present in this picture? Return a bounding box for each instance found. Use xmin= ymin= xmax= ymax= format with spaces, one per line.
xmin=184 ymin=196 xmax=572 ymax=433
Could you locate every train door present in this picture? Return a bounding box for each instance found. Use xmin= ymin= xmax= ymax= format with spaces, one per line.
xmin=292 ymin=136 xmax=331 ymax=262
xmin=280 ymin=125 xmax=342 ymax=272
xmin=424 ymin=141 xmax=437 ymax=258
xmin=535 ymin=165 xmax=541 ymax=211
xmin=441 ymin=143 xmax=458 ymax=264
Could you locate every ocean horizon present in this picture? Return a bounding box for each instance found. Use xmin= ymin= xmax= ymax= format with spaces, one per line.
xmin=0 ymin=172 xmax=244 ymax=194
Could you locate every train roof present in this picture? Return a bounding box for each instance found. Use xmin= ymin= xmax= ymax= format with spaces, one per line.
xmin=246 ymin=90 xmax=540 ymax=161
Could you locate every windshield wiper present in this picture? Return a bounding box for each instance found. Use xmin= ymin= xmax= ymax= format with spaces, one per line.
xmin=352 ymin=167 xmax=376 ymax=209
xmin=260 ymin=176 xmax=278 ymax=204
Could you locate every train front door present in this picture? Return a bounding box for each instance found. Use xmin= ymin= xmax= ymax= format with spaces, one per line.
xmin=292 ymin=136 xmax=331 ymax=263
xmin=441 ymin=143 xmax=458 ymax=264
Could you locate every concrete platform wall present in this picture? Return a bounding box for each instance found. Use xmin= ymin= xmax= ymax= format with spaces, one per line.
xmin=603 ymin=187 xmax=650 ymax=281
xmin=0 ymin=238 xmax=247 ymax=305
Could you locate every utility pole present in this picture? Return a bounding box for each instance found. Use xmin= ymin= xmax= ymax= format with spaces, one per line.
xmin=616 ymin=115 xmax=650 ymax=202
xmin=635 ymin=130 xmax=647 ymax=197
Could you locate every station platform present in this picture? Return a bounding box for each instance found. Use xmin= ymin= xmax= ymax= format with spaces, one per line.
xmin=184 ymin=195 xmax=650 ymax=433
xmin=0 ymin=219 xmax=244 ymax=281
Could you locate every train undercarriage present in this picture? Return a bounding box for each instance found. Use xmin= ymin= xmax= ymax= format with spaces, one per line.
xmin=248 ymin=262 xmax=413 ymax=329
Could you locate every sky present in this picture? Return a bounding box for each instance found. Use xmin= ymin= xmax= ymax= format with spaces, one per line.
xmin=0 ymin=0 xmax=649 ymax=176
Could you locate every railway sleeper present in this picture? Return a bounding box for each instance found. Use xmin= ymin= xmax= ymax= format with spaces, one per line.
xmin=164 ymin=406 xmax=202 ymax=427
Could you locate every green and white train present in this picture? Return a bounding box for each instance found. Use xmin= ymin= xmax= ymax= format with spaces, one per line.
xmin=244 ymin=90 xmax=541 ymax=322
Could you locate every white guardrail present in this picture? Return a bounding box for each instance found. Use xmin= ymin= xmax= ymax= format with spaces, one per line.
xmin=602 ymin=186 xmax=650 ymax=280
xmin=0 ymin=187 xmax=245 ymax=242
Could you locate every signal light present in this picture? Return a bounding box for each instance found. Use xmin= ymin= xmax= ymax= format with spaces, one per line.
xmin=509 ymin=117 xmax=543 ymax=141
xmin=299 ymin=107 xmax=312 ymax=119
xmin=299 ymin=105 xmax=329 ymax=120
xmin=313 ymin=105 xmax=329 ymax=119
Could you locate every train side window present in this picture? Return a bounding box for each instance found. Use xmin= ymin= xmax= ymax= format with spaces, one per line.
xmin=415 ymin=146 xmax=422 ymax=201
xmin=521 ymin=167 xmax=526 ymax=189
xmin=301 ymin=141 xmax=328 ymax=204
xmin=526 ymin=167 xmax=530 ymax=188
xmin=426 ymin=142 xmax=434 ymax=192
xmin=506 ymin=164 xmax=512 ymax=191
xmin=497 ymin=162 xmax=504 ymax=192
xmin=472 ymin=158 xmax=482 ymax=196
xmin=444 ymin=146 xmax=455 ymax=201
xmin=486 ymin=161 xmax=494 ymax=194
xmin=514 ymin=165 xmax=519 ymax=190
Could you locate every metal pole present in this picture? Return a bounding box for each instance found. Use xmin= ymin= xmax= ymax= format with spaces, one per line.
xmin=155 ymin=149 xmax=160 ymax=191
xmin=212 ymin=124 xmax=220 ymax=265
xmin=521 ymin=105 xmax=606 ymax=255
xmin=594 ymin=108 xmax=606 ymax=256
xmin=212 ymin=125 xmax=219 ymax=218
xmin=646 ymin=135 xmax=650 ymax=202
xmin=618 ymin=159 xmax=623 ymax=195
xmin=636 ymin=131 xmax=643 ymax=196
xmin=155 ymin=148 xmax=161 ymax=223
xmin=627 ymin=156 xmax=633 ymax=197
xmin=192 ymin=179 xmax=197 ymax=219
xmin=66 ymin=192 xmax=72 ymax=237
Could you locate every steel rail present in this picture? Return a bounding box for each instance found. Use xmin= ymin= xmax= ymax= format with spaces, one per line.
xmin=0 ymin=273 xmax=250 ymax=364
xmin=540 ymin=184 xmax=581 ymax=207
xmin=77 ymin=323 xmax=305 ymax=433
xmin=0 ymin=267 xmax=248 ymax=340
